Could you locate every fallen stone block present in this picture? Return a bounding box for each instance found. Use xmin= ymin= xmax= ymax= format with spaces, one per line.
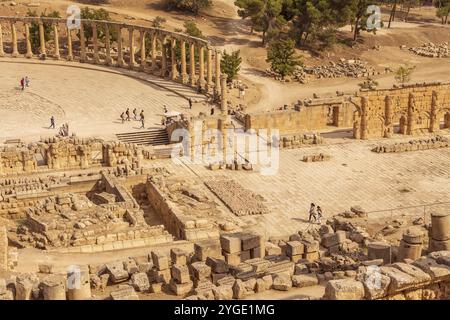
xmin=206 ymin=257 xmax=229 ymax=274
xmin=171 ymin=264 xmax=191 ymax=284
xmin=191 ymin=261 xmax=212 ymax=280
xmin=130 ymin=272 xmax=150 ymax=292
xmin=170 ymin=248 xmax=187 ymax=266
xmin=105 ymin=261 xmax=129 ymax=284
xmin=110 ymin=286 xmax=139 ymax=300
xmin=292 ymin=273 xmax=318 ymax=288
xmin=286 ymin=241 xmax=304 ymax=257
xmin=151 ymin=251 xmax=169 ymax=271
xmin=169 ymin=279 xmax=193 ymax=296
xmin=324 ymin=279 xmax=364 ymax=300
xmin=195 ymin=240 xmax=222 ymax=261
xmin=220 ymin=234 xmax=242 ymax=253
xmin=272 ymin=273 xmax=292 ymax=291
xmin=212 ymin=285 xmax=233 ymax=300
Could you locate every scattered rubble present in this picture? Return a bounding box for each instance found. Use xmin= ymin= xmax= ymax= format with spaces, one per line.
xmin=409 ymin=42 xmax=450 ymax=58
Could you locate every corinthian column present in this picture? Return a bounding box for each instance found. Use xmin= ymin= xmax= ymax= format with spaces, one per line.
xmin=38 ymin=21 xmax=46 ymax=56
xmin=171 ymin=38 xmax=177 ymax=81
xmin=92 ymin=22 xmax=99 ymax=64
xmin=215 ymin=50 xmax=221 ymax=96
xmin=53 ymin=23 xmax=60 ymax=60
xmin=139 ymin=29 xmax=146 ymax=71
xmin=67 ymin=27 xmax=73 ymax=61
xmin=220 ymin=74 xmax=228 ymax=115
xmin=0 ymin=23 xmax=4 ymax=57
xmin=160 ymin=36 xmax=167 ymax=77
xmin=104 ymin=23 xmax=112 ymax=65
xmin=206 ymin=47 xmax=212 ymax=92
xmin=117 ymin=25 xmax=124 ymax=67
xmin=25 ymin=23 xmax=32 ymax=58
xmin=151 ymin=32 xmax=157 ymax=71
xmin=198 ymin=45 xmax=205 ymax=89
xmin=79 ymin=21 xmax=86 ymax=62
xmin=181 ymin=39 xmax=187 ymax=84
xmin=189 ymin=42 xmax=196 ymax=86
xmin=11 ymin=22 xmax=19 ymax=57
xmin=128 ymin=27 xmax=135 ymax=69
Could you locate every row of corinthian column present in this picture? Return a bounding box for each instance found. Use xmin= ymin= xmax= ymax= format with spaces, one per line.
xmin=0 ymin=18 xmax=226 ymax=98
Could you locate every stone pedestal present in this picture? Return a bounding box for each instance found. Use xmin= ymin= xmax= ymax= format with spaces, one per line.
xmin=67 ymin=269 xmax=92 ymax=300
xmin=430 ymin=212 xmax=450 ymax=241
xmin=42 ymin=276 xmax=67 ymax=300
xmin=367 ymin=242 xmax=391 ymax=265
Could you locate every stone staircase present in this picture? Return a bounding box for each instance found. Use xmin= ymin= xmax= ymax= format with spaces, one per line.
xmin=116 ymin=129 xmax=169 ymax=146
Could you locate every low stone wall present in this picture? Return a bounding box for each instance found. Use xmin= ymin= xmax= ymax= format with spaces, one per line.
xmin=146 ymin=178 xmax=219 ymax=241
xmin=372 ymin=135 xmax=450 ymax=153
xmin=0 ymin=226 xmax=7 ymax=272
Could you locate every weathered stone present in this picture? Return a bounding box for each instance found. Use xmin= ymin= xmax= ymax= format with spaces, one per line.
xmin=170 ymin=248 xmax=187 ymax=266
xmin=272 ymin=273 xmax=292 ymax=291
xmin=195 ymin=240 xmax=222 ymax=261
xmin=191 ymin=261 xmax=212 ymax=280
xmin=286 ymin=241 xmax=304 ymax=257
xmin=110 ymin=286 xmax=139 ymax=300
xmin=105 ymin=261 xmax=129 ymax=283
xmin=220 ymin=234 xmax=242 ymax=253
xmin=212 ymin=284 xmax=233 ymax=300
xmin=169 ymin=279 xmax=193 ymax=296
xmin=130 ymin=272 xmax=150 ymax=292
xmin=151 ymin=251 xmax=169 ymax=271
xmin=324 ymin=279 xmax=364 ymax=300
xmin=171 ymin=264 xmax=191 ymax=284
xmin=292 ymin=273 xmax=318 ymax=288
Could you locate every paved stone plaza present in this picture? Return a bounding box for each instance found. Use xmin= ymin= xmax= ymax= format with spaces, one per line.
xmin=0 ymin=59 xmax=203 ymax=142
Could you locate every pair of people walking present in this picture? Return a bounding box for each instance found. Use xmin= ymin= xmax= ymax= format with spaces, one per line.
xmin=308 ymin=203 xmax=323 ymax=224
xmin=120 ymin=108 xmax=132 ymax=123
xmin=20 ymin=76 xmax=30 ymax=90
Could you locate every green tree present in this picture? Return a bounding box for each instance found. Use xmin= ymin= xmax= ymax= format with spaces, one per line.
xmin=221 ymin=50 xmax=242 ymax=82
xmin=235 ymin=0 xmax=286 ymax=45
xmin=162 ymin=0 xmax=212 ymax=15
xmin=435 ymin=0 xmax=450 ymax=24
xmin=266 ymin=38 xmax=302 ymax=79
xmin=27 ymin=10 xmax=61 ymax=52
xmin=80 ymin=7 xmax=117 ymax=42
xmin=394 ymin=64 xmax=415 ymax=83
xmin=151 ymin=16 xmax=167 ymax=28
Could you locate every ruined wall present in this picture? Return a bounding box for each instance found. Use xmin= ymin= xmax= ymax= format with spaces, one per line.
xmin=244 ymin=99 xmax=354 ymax=135
xmin=354 ymin=83 xmax=450 ymax=139
xmin=0 ymin=226 xmax=7 ymax=272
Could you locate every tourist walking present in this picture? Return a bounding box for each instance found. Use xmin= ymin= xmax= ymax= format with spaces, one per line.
xmin=50 ymin=116 xmax=55 ymax=129
xmin=316 ymin=206 xmax=323 ymax=224
xmin=188 ymin=98 xmax=192 ymax=109
xmin=308 ymin=203 xmax=317 ymax=223
xmin=20 ymin=78 xmax=25 ymax=90
xmin=139 ymin=110 xmax=145 ymax=129
xmin=120 ymin=112 xmax=125 ymax=124
xmin=210 ymin=107 xmax=215 ymax=115
xmin=25 ymin=76 xmax=30 ymax=87
xmin=125 ymin=108 xmax=130 ymax=121
xmin=133 ymin=108 xmax=137 ymax=120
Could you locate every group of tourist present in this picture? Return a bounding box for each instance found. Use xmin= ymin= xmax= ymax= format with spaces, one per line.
xmin=308 ymin=203 xmax=323 ymax=224
xmin=120 ymin=108 xmax=145 ymax=129
xmin=20 ymin=76 xmax=30 ymax=90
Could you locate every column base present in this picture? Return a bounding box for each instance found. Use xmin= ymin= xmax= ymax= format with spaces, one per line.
xmin=11 ymin=52 xmax=19 ymax=58
xmin=67 ymin=55 xmax=73 ymax=61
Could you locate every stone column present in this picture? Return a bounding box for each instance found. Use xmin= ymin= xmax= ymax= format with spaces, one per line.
xmin=206 ymin=47 xmax=213 ymax=92
xmin=180 ymin=39 xmax=187 ymax=83
xmin=429 ymin=91 xmax=439 ymax=133
xmin=53 ymin=23 xmax=60 ymax=60
xmin=139 ymin=29 xmax=146 ymax=71
xmin=92 ymin=22 xmax=99 ymax=64
xmin=171 ymin=38 xmax=177 ymax=81
xmin=0 ymin=226 xmax=7 ymax=272
xmin=104 ymin=23 xmax=111 ymax=65
xmin=384 ymin=95 xmax=392 ymax=138
xmin=25 ymin=23 xmax=32 ymax=58
xmin=79 ymin=21 xmax=86 ymax=62
xmin=360 ymin=96 xmax=368 ymax=140
xmin=0 ymin=23 xmax=4 ymax=57
xmin=220 ymin=74 xmax=228 ymax=115
xmin=39 ymin=21 xmax=46 ymax=56
xmin=11 ymin=22 xmax=19 ymax=57
xmin=160 ymin=36 xmax=167 ymax=77
xmin=67 ymin=27 xmax=73 ymax=61
xmin=189 ymin=42 xmax=196 ymax=86
xmin=198 ymin=45 xmax=205 ymax=89
xmin=407 ymin=93 xmax=415 ymax=135
xmin=128 ymin=27 xmax=135 ymax=69
xmin=214 ymin=50 xmax=221 ymax=96
xmin=117 ymin=25 xmax=124 ymax=67
xmin=151 ymin=32 xmax=157 ymax=71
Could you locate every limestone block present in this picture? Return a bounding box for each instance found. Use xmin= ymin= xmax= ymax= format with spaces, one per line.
xmin=292 ymin=273 xmax=318 ymax=288
xmin=105 ymin=261 xmax=129 ymax=283
xmin=38 ymin=263 xmax=54 ymax=274
xmin=240 ymin=250 xmax=251 ymax=262
xmin=286 ymin=241 xmax=304 ymax=257
xmin=169 ymin=279 xmax=193 ymax=296
xmin=216 ymin=276 xmax=235 ymax=287
xmin=150 ymin=282 xmax=163 ymax=293
xmin=272 ymin=273 xmax=292 ymax=291
xmin=131 ymin=272 xmax=150 ymax=292
xmin=367 ymin=242 xmax=391 ymax=264
xmin=170 ymin=248 xmax=187 ymax=266
xmin=265 ymin=242 xmax=282 ymax=256
xmin=220 ymin=234 xmax=242 ymax=253
xmin=151 ymin=251 xmax=169 ymax=271
xmin=41 ymin=275 xmax=67 ymax=300
xmin=206 ymin=257 xmax=229 ymax=274
xmin=191 ymin=261 xmax=212 ymax=280
xmin=110 ymin=286 xmax=139 ymax=300
xmin=303 ymin=251 xmax=319 ymax=262
xmin=429 ymin=238 xmax=450 ymax=252
xmin=152 ymin=268 xmax=171 ymax=283
xmin=324 ymin=279 xmax=365 ymax=300
xmin=223 ymin=251 xmax=241 ymax=265
xmin=241 ymin=233 xmax=261 ymax=251
xmin=212 ymin=284 xmax=233 ymax=300
xmin=380 ymin=266 xmax=418 ymax=294
xmin=255 ymin=278 xmax=267 ymax=293
xmin=262 ymin=274 xmax=273 ymax=289
xmin=321 ymin=232 xmax=345 ymax=248
xmin=171 ymin=264 xmax=191 ymax=284
xmin=232 ymin=279 xmax=246 ymax=299
xmin=412 ymin=257 xmax=450 ymax=280
xmin=195 ymin=240 xmax=222 ymax=261
xmin=397 ymin=240 xmax=422 ymax=262
xmin=123 ymin=259 xmax=139 ymax=274
xmin=301 ymin=239 xmax=320 ymax=253
xmin=391 ymin=263 xmax=431 ymax=284
xmin=359 ymin=272 xmax=390 ymax=300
